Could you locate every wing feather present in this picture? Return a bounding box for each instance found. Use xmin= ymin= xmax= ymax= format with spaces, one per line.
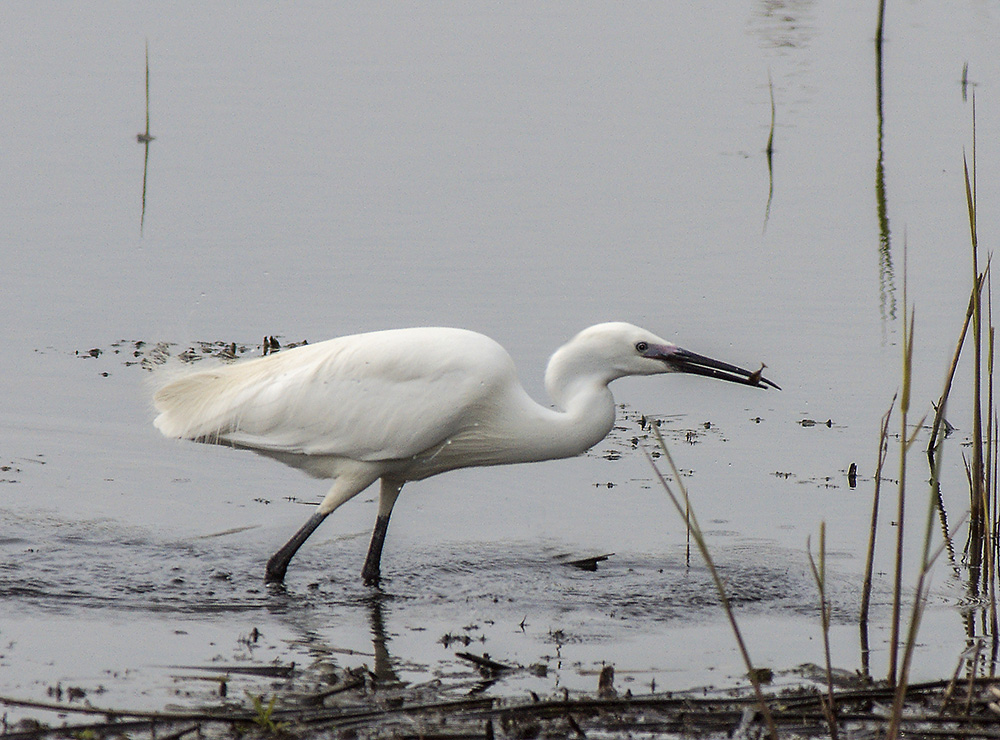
xmin=153 ymin=328 xmax=514 ymax=462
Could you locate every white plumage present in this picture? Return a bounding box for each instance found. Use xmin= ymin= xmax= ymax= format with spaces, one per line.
xmin=153 ymin=322 xmax=777 ymax=585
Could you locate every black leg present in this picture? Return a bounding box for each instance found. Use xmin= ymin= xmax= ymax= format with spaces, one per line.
xmin=361 ymin=513 xmax=391 ymax=586
xmin=360 ymin=479 xmax=403 ymax=586
xmin=266 ymin=510 xmax=328 ymax=583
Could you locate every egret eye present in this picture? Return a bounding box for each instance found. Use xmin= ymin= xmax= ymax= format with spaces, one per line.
xmin=635 ymin=341 xmax=649 ymax=353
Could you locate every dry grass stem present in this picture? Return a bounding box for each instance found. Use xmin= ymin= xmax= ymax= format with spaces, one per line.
xmin=807 ymin=523 xmax=839 ymax=739
xmin=646 ymin=426 xmax=778 ymax=740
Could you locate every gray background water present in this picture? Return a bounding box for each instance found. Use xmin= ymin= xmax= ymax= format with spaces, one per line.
xmin=2 ymin=1 xmax=999 ymax=715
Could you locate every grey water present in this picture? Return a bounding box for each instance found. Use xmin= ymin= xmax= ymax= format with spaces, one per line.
xmin=2 ymin=0 xmax=999 ymax=719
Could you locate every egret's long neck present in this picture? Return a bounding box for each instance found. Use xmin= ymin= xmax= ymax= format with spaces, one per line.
xmin=500 ymin=344 xmax=621 ymax=463
xmin=503 ymin=377 xmax=616 ymax=463
xmin=416 ymin=343 xmax=620 ymax=473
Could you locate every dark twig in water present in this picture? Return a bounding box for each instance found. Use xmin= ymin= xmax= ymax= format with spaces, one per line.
xmin=455 ymin=651 xmax=514 ymax=675
xmin=561 ymin=553 xmax=613 ymax=571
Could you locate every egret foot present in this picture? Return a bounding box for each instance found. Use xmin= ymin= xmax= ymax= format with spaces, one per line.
xmin=265 ymin=554 xmax=289 ymax=584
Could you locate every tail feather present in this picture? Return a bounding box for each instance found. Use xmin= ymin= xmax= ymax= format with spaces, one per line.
xmin=153 ymin=369 xmax=240 ymax=441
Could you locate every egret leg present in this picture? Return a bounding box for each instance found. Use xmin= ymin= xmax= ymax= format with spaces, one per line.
xmin=265 ymin=468 xmax=380 ymax=583
xmin=266 ymin=510 xmax=327 ymax=583
xmin=361 ymin=479 xmax=403 ymax=586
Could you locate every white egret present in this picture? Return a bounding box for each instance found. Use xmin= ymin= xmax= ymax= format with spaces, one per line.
xmin=153 ymin=322 xmax=778 ymax=585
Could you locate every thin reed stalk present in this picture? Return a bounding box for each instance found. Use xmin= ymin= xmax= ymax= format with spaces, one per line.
xmin=958 ymin=101 xmax=998 ymax=625
xmin=983 ymin=184 xmax=998 ymax=651
xmin=927 ymin=282 xmax=980 ymax=458
xmin=888 ymin=289 xmax=915 ymax=686
xmin=985 ymin=284 xmax=998 ymax=662
xmin=861 ymin=396 xmax=895 ymax=628
xmin=990 ymin=405 xmax=999 ymax=667
xmin=646 ymin=426 xmax=778 ymax=740
xmin=967 ymin=145 xmax=986 ymax=575
xmin=860 ymin=396 xmax=895 ymax=680
xmin=807 ymin=523 xmax=838 ymax=739
xmin=887 ymin=429 xmax=960 ymax=738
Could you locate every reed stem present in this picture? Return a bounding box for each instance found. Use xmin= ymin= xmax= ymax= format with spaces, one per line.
xmin=646 ymin=426 xmax=778 ymax=740
xmin=808 ymin=523 xmax=839 ymax=739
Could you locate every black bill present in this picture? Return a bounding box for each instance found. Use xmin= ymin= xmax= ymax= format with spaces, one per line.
xmin=661 ymin=347 xmax=781 ymax=390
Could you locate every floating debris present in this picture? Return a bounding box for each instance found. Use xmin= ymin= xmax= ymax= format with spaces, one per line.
xmin=455 ymin=652 xmax=513 ymax=676
xmin=560 ymin=553 xmax=614 ymax=571
xmin=73 ymin=337 xmax=311 ymax=371
xmin=167 ymin=662 xmax=295 ymax=678
xmin=263 ymin=335 xmax=281 ymax=355
xmin=799 ymin=419 xmax=833 ymax=428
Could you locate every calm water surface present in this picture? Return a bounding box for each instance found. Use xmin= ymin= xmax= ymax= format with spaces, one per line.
xmin=2 ymin=0 xmax=999 ymax=719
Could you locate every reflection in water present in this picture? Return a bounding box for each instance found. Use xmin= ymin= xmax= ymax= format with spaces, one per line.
xmin=138 ymin=139 xmax=152 ymax=235
xmin=874 ymin=36 xmax=896 ymax=326
xmin=762 ymin=71 xmax=776 ymax=233
xmin=365 ymin=592 xmax=401 ymax=685
xmin=875 ymin=0 xmax=886 ymax=50
xmin=748 ymin=0 xmax=816 ymax=234
xmin=960 ymin=63 xmax=978 ymax=104
xmin=748 ymin=0 xmax=816 ymax=51
xmin=137 ymin=41 xmax=155 ymax=236
xmin=268 ymin=592 xmax=402 ymax=695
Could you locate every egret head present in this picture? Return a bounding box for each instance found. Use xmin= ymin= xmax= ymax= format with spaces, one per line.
xmin=551 ymin=322 xmax=780 ymax=390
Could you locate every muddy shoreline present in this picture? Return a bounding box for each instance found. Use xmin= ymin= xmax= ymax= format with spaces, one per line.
xmin=5 ymin=673 xmax=1000 ymax=739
